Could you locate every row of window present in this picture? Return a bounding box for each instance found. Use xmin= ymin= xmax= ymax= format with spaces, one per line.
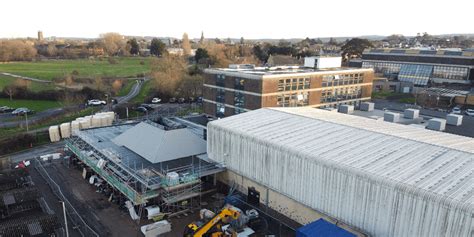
xmin=322 ymin=76 xmax=364 ymax=87
xmin=277 ymin=92 xmax=309 ymax=107
xmin=320 ymin=86 xmax=362 ymax=103
xmin=216 ymin=74 xmax=246 ymax=90
xmin=216 ymin=103 xmax=245 ymax=117
xmin=277 ymin=78 xmax=310 ymax=91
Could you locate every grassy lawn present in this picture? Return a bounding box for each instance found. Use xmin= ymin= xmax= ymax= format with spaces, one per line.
xmin=132 ymin=80 xmax=152 ymax=103
xmin=0 ymin=75 xmax=56 ymax=92
xmin=0 ymin=98 xmax=63 ymax=112
xmin=0 ymin=57 xmax=151 ymax=81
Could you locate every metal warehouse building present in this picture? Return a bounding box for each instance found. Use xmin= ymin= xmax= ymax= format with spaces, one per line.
xmin=207 ymin=107 xmax=474 ymax=237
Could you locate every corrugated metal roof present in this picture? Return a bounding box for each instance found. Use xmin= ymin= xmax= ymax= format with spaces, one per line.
xmin=112 ymin=122 xmax=206 ymax=164
xmin=209 ymin=107 xmax=474 ymax=207
xmin=207 ymin=108 xmax=474 ymax=236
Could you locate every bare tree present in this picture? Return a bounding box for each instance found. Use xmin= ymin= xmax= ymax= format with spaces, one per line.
xmin=94 ymin=76 xmax=104 ymax=91
xmin=3 ymin=85 xmax=16 ymax=101
xmin=182 ymin=33 xmax=191 ymax=56
xmin=151 ymin=54 xmax=187 ymax=95
xmin=111 ymin=80 xmax=123 ymax=94
xmin=0 ymin=40 xmax=37 ymax=62
xmin=46 ymin=44 xmax=58 ymax=57
xmin=100 ymin=33 xmax=126 ymax=56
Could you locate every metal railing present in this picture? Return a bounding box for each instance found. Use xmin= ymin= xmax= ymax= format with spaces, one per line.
xmin=34 ymin=159 xmax=100 ymax=237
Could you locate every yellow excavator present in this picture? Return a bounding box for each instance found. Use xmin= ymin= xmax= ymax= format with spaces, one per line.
xmin=183 ymin=205 xmax=241 ymax=237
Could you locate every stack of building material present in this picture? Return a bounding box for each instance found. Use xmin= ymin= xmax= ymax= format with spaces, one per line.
xmin=403 ymin=109 xmax=419 ymax=119
xmin=59 ymin=123 xmax=71 ymax=138
xmin=48 ymin=126 xmax=61 ymax=142
xmin=383 ymin=111 xmax=400 ymax=123
xmin=427 ymin=118 xmax=446 ymax=131
xmin=338 ymin=105 xmax=354 ymax=114
xmin=83 ymin=116 xmax=93 ymax=127
xmin=77 ymin=118 xmax=90 ymax=130
xmin=360 ymin=102 xmax=374 ymax=112
xmin=71 ymin=121 xmax=80 ymax=136
xmin=91 ymin=116 xmax=102 ymax=128
xmin=446 ymin=114 xmax=462 ymax=126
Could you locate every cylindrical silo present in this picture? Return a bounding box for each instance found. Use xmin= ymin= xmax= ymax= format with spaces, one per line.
xmin=49 ymin=125 xmax=61 ymax=142
xmin=59 ymin=122 xmax=71 ymax=138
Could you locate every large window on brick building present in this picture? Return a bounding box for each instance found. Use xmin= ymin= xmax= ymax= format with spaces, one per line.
xmin=216 ymin=103 xmax=225 ymax=118
xmin=216 ymin=74 xmax=225 ymax=87
xmin=322 ymin=74 xmax=364 ymax=87
xmin=235 ymin=78 xmax=245 ymax=90
xmin=216 ymin=88 xmax=225 ymax=103
xmin=234 ymin=92 xmax=245 ymax=108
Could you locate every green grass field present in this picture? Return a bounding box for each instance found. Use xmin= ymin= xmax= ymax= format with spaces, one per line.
xmin=0 ymin=57 xmax=151 ymax=81
xmin=132 ymin=80 xmax=152 ymax=103
xmin=0 ymin=98 xmax=63 ymax=112
xmin=0 ymin=75 xmax=55 ymax=92
xmin=118 ymin=80 xmax=136 ymax=97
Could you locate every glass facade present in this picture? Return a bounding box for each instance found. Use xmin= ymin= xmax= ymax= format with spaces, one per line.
xmin=278 ymin=78 xmax=310 ymax=91
xmin=398 ymin=64 xmax=433 ymax=86
xmin=320 ymin=86 xmax=362 ymax=103
xmin=362 ymin=61 xmax=470 ymax=83
xmin=277 ymin=92 xmax=309 ymax=107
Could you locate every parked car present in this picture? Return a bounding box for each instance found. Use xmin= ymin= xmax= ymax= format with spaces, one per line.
xmin=188 ymin=97 xmax=195 ymax=103
xmin=0 ymin=106 xmax=14 ymax=113
xmin=134 ymin=106 xmax=148 ymax=113
xmin=465 ymin=109 xmax=474 ymax=116
xmin=151 ymin=98 xmax=161 ymax=104
xmin=140 ymin=104 xmax=154 ymax=110
xmin=178 ymin=97 xmax=186 ymax=104
xmin=12 ymin=108 xmax=33 ymax=116
xmin=169 ymin=97 xmax=177 ymax=103
xmin=451 ymin=107 xmax=462 ymax=114
xmin=87 ymin=99 xmax=107 ymax=106
xmin=196 ymin=97 xmax=203 ymax=103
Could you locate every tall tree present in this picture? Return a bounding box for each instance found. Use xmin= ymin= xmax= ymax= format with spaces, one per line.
xmin=194 ymin=48 xmax=209 ymax=63
xmin=150 ymin=38 xmax=166 ymax=56
xmin=341 ymin=38 xmax=373 ymax=61
xmin=128 ymin=38 xmax=140 ymax=55
xmin=150 ymin=54 xmax=187 ymax=95
xmin=182 ymin=33 xmax=191 ymax=56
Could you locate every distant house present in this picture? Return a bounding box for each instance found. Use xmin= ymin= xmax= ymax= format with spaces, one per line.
xmin=167 ymin=48 xmax=196 ymax=56
xmin=266 ymin=54 xmax=301 ymax=66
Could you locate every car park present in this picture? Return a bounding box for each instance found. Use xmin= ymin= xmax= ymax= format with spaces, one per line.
xmin=151 ymin=98 xmax=161 ymax=104
xmin=11 ymin=108 xmax=33 ymax=116
xmin=169 ymin=97 xmax=177 ymax=103
xmin=465 ymin=109 xmax=474 ymax=116
xmin=188 ymin=97 xmax=195 ymax=103
xmin=178 ymin=98 xmax=186 ymax=104
xmin=87 ymin=99 xmax=107 ymax=106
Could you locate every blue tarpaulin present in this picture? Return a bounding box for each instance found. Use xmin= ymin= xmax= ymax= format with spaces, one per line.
xmin=296 ymin=219 xmax=356 ymax=237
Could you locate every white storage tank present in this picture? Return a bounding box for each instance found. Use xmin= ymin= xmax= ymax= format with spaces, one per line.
xmin=384 ymin=112 xmax=400 ymax=123
xmin=99 ymin=115 xmax=108 ymax=127
xmin=338 ymin=105 xmax=354 ymax=114
xmin=404 ymin=109 xmax=419 ymax=119
xmin=77 ymin=118 xmax=90 ymax=130
xmin=71 ymin=121 xmax=80 ymax=136
xmin=427 ymin=118 xmax=446 ymax=131
xmin=48 ymin=126 xmax=61 ymax=142
xmin=83 ymin=116 xmax=93 ymax=127
xmin=446 ymin=114 xmax=462 ymax=126
xmin=59 ymin=122 xmax=71 ymax=138
xmin=360 ymin=102 xmax=374 ymax=112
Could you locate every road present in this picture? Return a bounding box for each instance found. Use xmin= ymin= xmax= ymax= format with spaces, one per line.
xmin=1 ymin=141 xmax=65 ymax=164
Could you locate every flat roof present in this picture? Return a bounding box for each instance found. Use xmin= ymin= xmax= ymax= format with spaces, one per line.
xmin=204 ymin=67 xmax=373 ymax=80
xmin=364 ymin=48 xmax=474 ymax=58
xmin=209 ymin=107 xmax=474 ymax=205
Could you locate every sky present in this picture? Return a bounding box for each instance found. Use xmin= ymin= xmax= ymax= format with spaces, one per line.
xmin=1 ymin=0 xmax=473 ymax=39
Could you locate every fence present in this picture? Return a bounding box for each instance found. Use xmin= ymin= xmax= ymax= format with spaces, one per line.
xmin=34 ymin=158 xmax=100 ymax=237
